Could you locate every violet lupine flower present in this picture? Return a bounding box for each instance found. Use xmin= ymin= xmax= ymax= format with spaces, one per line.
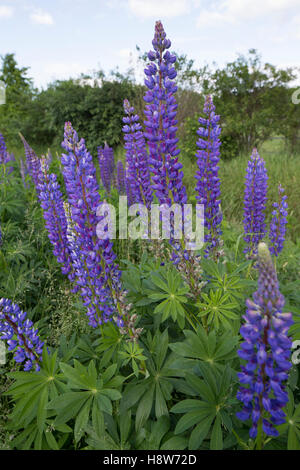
xmin=125 ymin=168 xmax=134 ymax=206
xmin=0 ymin=298 xmax=44 ymax=371
xmin=195 ymin=95 xmax=222 ymax=256
xmin=116 ymin=160 xmax=126 ymax=195
xmin=0 ymin=133 xmax=14 ymax=173
xmin=243 ymin=149 xmax=268 ymax=257
xmin=269 ymin=185 xmax=288 ymax=257
xmin=37 ymin=157 xmax=73 ymax=280
xmin=61 ymin=122 xmax=120 ymax=327
xmin=98 ymin=144 xmax=115 ymax=194
xmin=0 ymin=133 xmax=7 ymax=164
xmin=236 ymin=242 xmax=293 ymax=440
xmin=122 ymin=99 xmax=153 ymax=208
xmin=143 ymin=21 xmax=187 ymax=208
xmin=20 ymin=158 xmax=29 ymax=188
xmin=20 ymin=134 xmax=41 ymax=187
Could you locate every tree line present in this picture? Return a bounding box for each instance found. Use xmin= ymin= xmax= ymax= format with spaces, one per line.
xmin=0 ymin=50 xmax=299 ymax=158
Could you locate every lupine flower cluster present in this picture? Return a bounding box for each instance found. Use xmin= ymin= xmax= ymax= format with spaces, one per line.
xmin=122 ymin=99 xmax=153 ymax=208
xmin=243 ymin=149 xmax=268 ymax=257
xmin=61 ymin=122 xmax=121 ymax=327
xmin=98 ymin=143 xmax=115 ymax=194
xmin=236 ymin=242 xmax=293 ymax=439
xmin=0 ymin=132 xmax=15 ymax=172
xmin=0 ymin=298 xmax=44 ymax=371
xmin=20 ymin=133 xmax=41 ymax=187
xmin=269 ymin=185 xmax=288 ymax=257
xmin=116 ymin=160 xmax=126 ymax=195
xmin=37 ymin=157 xmax=73 ymax=281
xmin=195 ymin=95 xmax=223 ymax=256
xmin=143 ymin=21 xmax=187 ymax=208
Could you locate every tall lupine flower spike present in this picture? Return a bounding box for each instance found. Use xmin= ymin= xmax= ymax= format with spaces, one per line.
xmin=143 ymin=20 xmax=187 ymax=208
xmin=243 ymin=149 xmax=268 ymax=258
xmin=0 ymin=133 xmax=7 ymax=164
xmin=236 ymin=242 xmax=293 ymax=442
xmin=19 ymin=133 xmax=41 ymax=187
xmin=37 ymin=156 xmax=73 ymax=281
xmin=61 ymin=122 xmax=121 ymax=327
xmin=116 ymin=160 xmax=126 ymax=195
xmin=122 ymin=99 xmax=153 ymax=208
xmin=0 ymin=133 xmax=14 ymax=173
xmin=269 ymin=185 xmax=288 ymax=257
xmin=0 ymin=298 xmax=44 ymax=371
xmin=20 ymin=158 xmax=29 ymax=188
xmin=98 ymin=144 xmax=115 ymax=194
xmin=195 ymin=95 xmax=223 ymax=257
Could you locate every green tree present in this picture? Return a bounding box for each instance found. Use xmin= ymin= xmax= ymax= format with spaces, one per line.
xmin=0 ymin=53 xmax=35 ymax=144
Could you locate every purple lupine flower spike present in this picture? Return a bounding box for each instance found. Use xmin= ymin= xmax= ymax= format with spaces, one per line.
xmin=0 ymin=133 xmax=14 ymax=173
xmin=143 ymin=21 xmax=187 ymax=208
xmin=269 ymin=185 xmax=288 ymax=257
xmin=0 ymin=133 xmax=7 ymax=164
xmin=98 ymin=144 xmax=115 ymax=194
xmin=19 ymin=134 xmax=41 ymax=187
xmin=195 ymin=95 xmax=222 ymax=256
xmin=236 ymin=242 xmax=293 ymax=440
xmin=37 ymin=156 xmax=73 ymax=280
xmin=125 ymin=165 xmax=134 ymax=206
xmin=243 ymin=149 xmax=268 ymax=258
xmin=0 ymin=298 xmax=44 ymax=371
xmin=123 ymin=99 xmax=153 ymax=208
xmin=116 ymin=160 xmax=126 ymax=195
xmin=20 ymin=158 xmax=29 ymax=188
xmin=61 ymin=122 xmax=120 ymax=327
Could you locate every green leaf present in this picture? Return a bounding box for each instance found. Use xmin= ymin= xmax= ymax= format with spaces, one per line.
xmin=74 ymin=397 xmax=92 ymax=443
xmin=210 ymin=415 xmax=223 ymax=450
xmin=135 ymin=383 xmax=155 ymax=430
xmin=37 ymin=386 xmax=48 ymax=433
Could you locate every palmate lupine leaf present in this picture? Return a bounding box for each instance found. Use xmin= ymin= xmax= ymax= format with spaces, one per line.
xmin=120 ymin=330 xmax=181 ymax=431
xmin=47 ymin=359 xmax=124 ymax=443
xmin=145 ymin=270 xmax=189 ymax=327
xmin=5 ymin=349 xmax=67 ymax=450
xmin=171 ymin=364 xmax=234 ymax=450
xmin=169 ymin=326 xmax=239 ymax=373
xmin=197 ymin=289 xmax=239 ymax=330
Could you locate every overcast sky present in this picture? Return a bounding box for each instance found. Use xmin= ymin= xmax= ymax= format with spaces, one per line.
xmin=1 ymin=0 xmax=300 ymax=88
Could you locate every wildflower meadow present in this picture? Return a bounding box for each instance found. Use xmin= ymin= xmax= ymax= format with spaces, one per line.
xmin=0 ymin=20 xmax=300 ymax=453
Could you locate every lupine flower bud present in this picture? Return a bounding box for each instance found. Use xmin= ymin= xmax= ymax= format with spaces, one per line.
xmin=269 ymin=185 xmax=288 ymax=257
xmin=243 ymin=149 xmax=268 ymax=257
xmin=195 ymin=95 xmax=222 ymax=256
xmin=236 ymin=242 xmax=293 ymax=439
xmin=0 ymin=298 xmax=44 ymax=371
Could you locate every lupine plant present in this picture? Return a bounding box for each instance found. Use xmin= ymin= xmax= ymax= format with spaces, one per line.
xmin=269 ymin=185 xmax=288 ymax=257
xmin=243 ymin=149 xmax=268 ymax=257
xmin=0 ymin=20 xmax=298 ymax=452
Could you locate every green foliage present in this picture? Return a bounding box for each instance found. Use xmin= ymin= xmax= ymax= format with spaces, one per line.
xmin=171 ymin=364 xmax=235 ymax=450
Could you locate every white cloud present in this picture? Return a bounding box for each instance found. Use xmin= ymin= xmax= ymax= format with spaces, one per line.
xmin=196 ymin=0 xmax=300 ymax=27
xmin=30 ymin=9 xmax=54 ymax=25
xmin=0 ymin=5 xmax=14 ymax=18
xmin=128 ymin=0 xmax=191 ymax=18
